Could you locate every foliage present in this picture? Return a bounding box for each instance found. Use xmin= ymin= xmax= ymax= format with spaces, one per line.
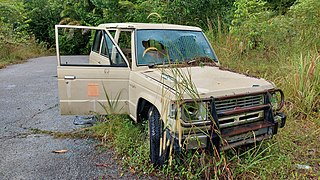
xmin=288 ymin=0 xmax=320 ymax=49
xmin=98 ymin=85 xmax=124 ymax=114
xmin=0 ymin=0 xmax=49 ymax=68
xmin=60 ymin=0 xmax=103 ymax=26
xmin=24 ymin=0 xmax=63 ymax=47
xmin=21 ymin=0 xmax=237 ymax=47
xmin=266 ymin=0 xmax=296 ymax=14
xmin=57 ymin=28 xmax=91 ymax=55
xmin=230 ymin=0 xmax=274 ymax=50
xmin=0 ymin=0 xmax=29 ymax=43
xmin=2 ymin=0 xmax=307 ymax=52
xmin=164 ymin=0 xmax=234 ymax=31
xmin=230 ymin=0 xmax=320 ymax=53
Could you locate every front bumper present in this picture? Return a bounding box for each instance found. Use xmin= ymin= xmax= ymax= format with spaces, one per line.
xmin=167 ymin=91 xmax=287 ymax=151
xmin=169 ymin=112 xmax=286 ymax=151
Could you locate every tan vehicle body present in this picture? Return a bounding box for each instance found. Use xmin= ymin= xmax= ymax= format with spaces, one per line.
xmin=55 ymin=23 xmax=286 ymax=163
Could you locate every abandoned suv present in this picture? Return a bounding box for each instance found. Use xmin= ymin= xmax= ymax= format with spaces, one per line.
xmin=55 ymin=23 xmax=286 ymax=165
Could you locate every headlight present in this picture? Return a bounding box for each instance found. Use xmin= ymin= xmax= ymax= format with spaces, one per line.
xmin=270 ymin=93 xmax=278 ymax=110
xmin=181 ymin=102 xmax=207 ymax=122
xmin=269 ymin=89 xmax=284 ymax=111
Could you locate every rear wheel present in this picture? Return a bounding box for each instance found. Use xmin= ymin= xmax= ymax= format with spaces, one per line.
xmin=148 ymin=106 xmax=168 ymax=165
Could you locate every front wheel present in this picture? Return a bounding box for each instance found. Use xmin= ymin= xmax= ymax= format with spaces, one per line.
xmin=148 ymin=106 xmax=168 ymax=165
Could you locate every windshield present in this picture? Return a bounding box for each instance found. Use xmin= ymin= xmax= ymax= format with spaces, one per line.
xmin=136 ymin=29 xmax=217 ymax=66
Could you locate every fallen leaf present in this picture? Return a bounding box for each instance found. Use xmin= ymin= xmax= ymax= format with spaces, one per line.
xmin=95 ymin=163 xmax=111 ymax=167
xmin=52 ymin=149 xmax=68 ymax=153
xmin=129 ymin=167 xmax=136 ymax=173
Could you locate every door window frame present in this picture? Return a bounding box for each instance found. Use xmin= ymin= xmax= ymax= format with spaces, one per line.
xmin=55 ymin=25 xmax=130 ymax=69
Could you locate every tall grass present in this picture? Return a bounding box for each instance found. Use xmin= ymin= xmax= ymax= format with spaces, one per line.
xmin=292 ymin=52 xmax=320 ymax=118
xmin=209 ymin=24 xmax=319 ymax=178
xmin=0 ymin=40 xmax=49 ymax=69
xmin=211 ymin=32 xmax=320 ymax=119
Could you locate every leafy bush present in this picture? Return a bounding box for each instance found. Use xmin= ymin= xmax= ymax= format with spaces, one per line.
xmin=57 ymin=28 xmax=91 ymax=55
xmin=0 ymin=0 xmax=49 ymax=68
xmin=287 ymin=0 xmax=320 ymax=49
xmin=230 ymin=0 xmax=274 ymax=50
xmin=0 ymin=0 xmax=29 ymax=43
xmin=24 ymin=0 xmax=63 ymax=47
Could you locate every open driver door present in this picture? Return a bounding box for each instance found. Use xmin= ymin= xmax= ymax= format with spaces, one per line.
xmin=55 ymin=25 xmax=130 ymax=115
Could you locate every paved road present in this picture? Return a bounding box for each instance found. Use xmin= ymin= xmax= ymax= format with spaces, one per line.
xmin=0 ymin=57 xmax=137 ymax=179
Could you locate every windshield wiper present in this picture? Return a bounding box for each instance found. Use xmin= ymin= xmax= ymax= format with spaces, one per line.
xmin=148 ymin=63 xmax=156 ymax=68
xmin=186 ymin=56 xmax=217 ymax=66
xmin=148 ymin=63 xmax=169 ymax=68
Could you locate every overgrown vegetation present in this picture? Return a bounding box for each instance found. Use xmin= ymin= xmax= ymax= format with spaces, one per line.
xmin=2 ymin=0 xmax=319 ymax=179
xmin=0 ymin=0 xmax=49 ymax=68
xmin=209 ymin=0 xmax=319 ymax=178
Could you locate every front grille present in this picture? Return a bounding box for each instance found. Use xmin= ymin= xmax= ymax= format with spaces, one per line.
xmin=215 ymin=95 xmax=264 ymax=113
xmin=212 ymin=94 xmax=265 ymax=128
xmin=218 ymin=110 xmax=264 ymax=128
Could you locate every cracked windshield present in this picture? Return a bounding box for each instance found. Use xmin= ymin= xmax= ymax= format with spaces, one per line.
xmin=136 ymin=30 xmax=217 ymax=65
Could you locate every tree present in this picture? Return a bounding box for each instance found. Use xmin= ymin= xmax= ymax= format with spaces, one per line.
xmin=0 ymin=0 xmax=29 ymax=43
xmin=24 ymin=0 xmax=63 ymax=47
xmin=165 ymin=0 xmax=234 ymax=31
xmin=266 ymin=0 xmax=296 ymax=15
xmin=230 ymin=0 xmax=273 ymax=49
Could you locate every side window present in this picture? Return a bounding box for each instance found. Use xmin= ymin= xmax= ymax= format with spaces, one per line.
xmin=57 ymin=27 xmax=96 ymax=66
xmin=104 ymin=33 xmax=127 ymax=67
xmin=118 ymin=30 xmax=132 ymax=67
xmin=92 ymin=30 xmax=102 ymax=53
xmin=56 ymin=26 xmax=127 ymax=67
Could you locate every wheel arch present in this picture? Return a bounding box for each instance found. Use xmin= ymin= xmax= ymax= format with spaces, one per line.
xmin=136 ymin=97 xmax=162 ymax=123
xmin=136 ymin=98 xmax=150 ymax=123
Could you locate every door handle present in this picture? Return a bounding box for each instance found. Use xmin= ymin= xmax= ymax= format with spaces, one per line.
xmin=64 ymin=75 xmax=76 ymax=80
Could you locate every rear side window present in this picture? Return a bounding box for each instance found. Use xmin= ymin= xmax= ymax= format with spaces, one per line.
xmin=92 ymin=31 xmax=102 ymax=53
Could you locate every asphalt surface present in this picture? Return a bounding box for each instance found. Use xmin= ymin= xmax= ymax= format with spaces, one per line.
xmin=0 ymin=57 xmax=140 ymax=180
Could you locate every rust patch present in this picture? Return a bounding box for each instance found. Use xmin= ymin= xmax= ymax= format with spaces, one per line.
xmin=221 ymin=121 xmax=273 ymax=137
xmin=88 ymin=83 xmax=99 ymax=97
xmin=218 ymin=104 xmax=270 ymax=116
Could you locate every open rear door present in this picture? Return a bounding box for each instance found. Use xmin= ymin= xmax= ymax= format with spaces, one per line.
xmin=55 ymin=25 xmax=130 ymax=115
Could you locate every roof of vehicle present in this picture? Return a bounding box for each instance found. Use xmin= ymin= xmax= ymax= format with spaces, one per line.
xmin=98 ymin=23 xmax=202 ymax=31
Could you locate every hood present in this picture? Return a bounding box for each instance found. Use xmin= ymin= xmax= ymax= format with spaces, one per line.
xmin=141 ymin=66 xmax=274 ymax=98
